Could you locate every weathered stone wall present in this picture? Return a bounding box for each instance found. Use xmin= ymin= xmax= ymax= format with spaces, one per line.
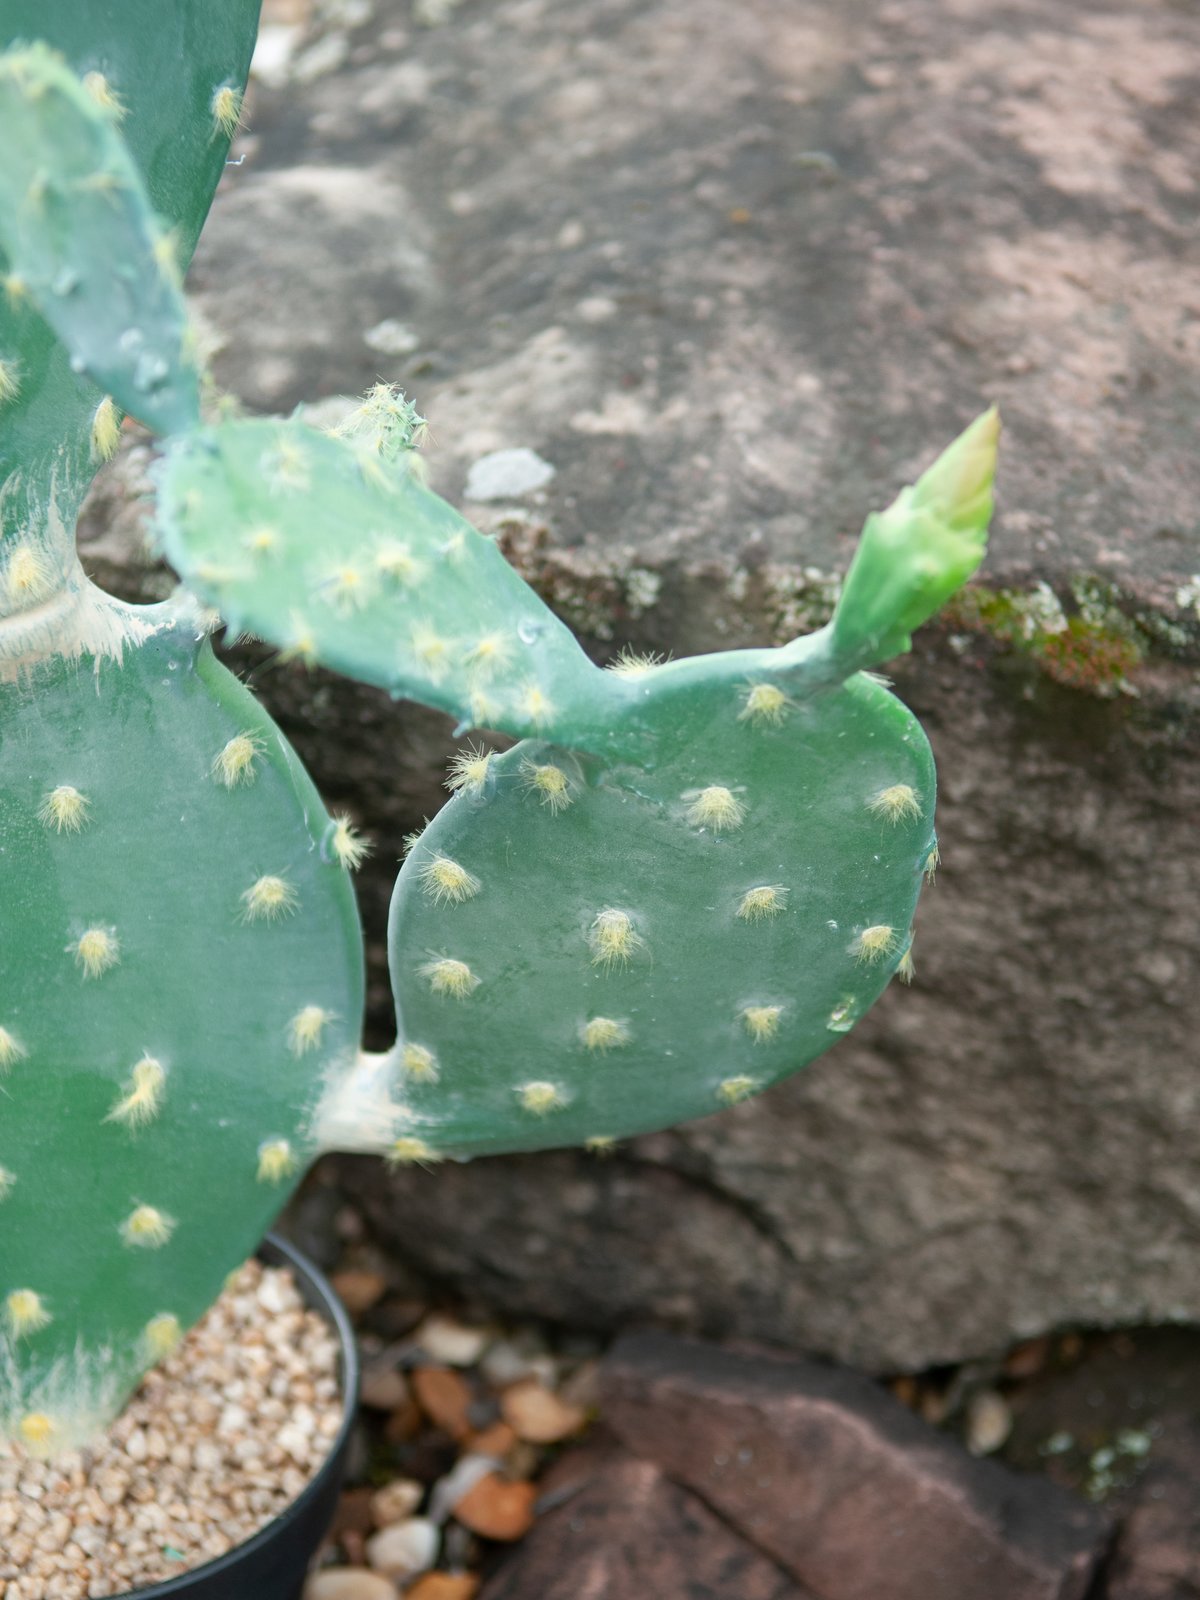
xmin=83 ymin=0 xmax=1200 ymax=1370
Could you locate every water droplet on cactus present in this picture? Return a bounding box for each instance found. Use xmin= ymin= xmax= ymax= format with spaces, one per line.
xmin=517 ymin=618 xmax=545 ymax=645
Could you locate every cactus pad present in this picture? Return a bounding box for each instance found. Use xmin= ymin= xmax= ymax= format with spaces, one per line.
xmin=357 ymin=665 xmax=933 ymax=1159
xmin=0 ymin=609 xmax=363 ymax=1452
xmin=156 ymin=415 xmax=599 ymax=738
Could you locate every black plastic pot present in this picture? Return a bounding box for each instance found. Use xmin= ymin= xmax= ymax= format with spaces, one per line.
xmin=114 ymin=1231 xmax=359 ymax=1600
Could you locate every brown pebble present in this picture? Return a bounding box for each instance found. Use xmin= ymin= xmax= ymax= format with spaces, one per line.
xmin=330 ymin=1487 xmax=376 ymax=1541
xmin=412 ymin=1366 xmax=473 ymax=1440
xmin=303 ymin=1569 xmax=398 ymax=1600
xmin=1004 ymin=1337 xmax=1052 ymax=1380
xmin=467 ymin=1421 xmax=517 ymax=1459
xmin=453 ymin=1473 xmax=537 ymax=1542
xmin=330 ymin=1271 xmax=388 ymax=1316
xmin=383 ymin=1395 xmax=423 ymax=1443
xmin=499 ymin=1378 xmax=586 ymax=1446
xmin=406 ymin=1575 xmax=481 ymax=1600
xmin=370 ymin=1478 xmax=424 ymax=1527
xmin=360 ymin=1363 xmax=411 ymax=1412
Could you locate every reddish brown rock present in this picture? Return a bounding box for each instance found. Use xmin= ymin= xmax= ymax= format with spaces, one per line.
xmin=479 ymin=1444 xmax=810 ymax=1600
xmin=1103 ymin=1419 xmax=1200 ymax=1599
xmin=602 ymin=1332 xmax=1110 ymax=1600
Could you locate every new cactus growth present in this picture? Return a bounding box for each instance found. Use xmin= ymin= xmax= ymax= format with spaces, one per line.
xmin=0 ymin=6 xmax=1000 ymax=1458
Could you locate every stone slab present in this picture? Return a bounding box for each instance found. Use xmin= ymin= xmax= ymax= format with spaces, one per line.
xmin=600 ymin=1332 xmax=1110 ymax=1600
xmin=478 ymin=1440 xmax=811 ymax=1600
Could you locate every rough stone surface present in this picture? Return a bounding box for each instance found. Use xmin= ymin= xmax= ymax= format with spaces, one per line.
xmin=80 ymin=0 xmax=1200 ymax=1371
xmin=600 ymin=1332 xmax=1110 ymax=1600
xmin=477 ymin=1441 xmax=811 ymax=1600
xmin=1101 ymin=1419 xmax=1200 ymax=1599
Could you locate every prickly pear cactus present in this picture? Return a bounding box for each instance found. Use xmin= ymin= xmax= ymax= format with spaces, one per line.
xmin=0 ymin=13 xmax=1000 ymax=1458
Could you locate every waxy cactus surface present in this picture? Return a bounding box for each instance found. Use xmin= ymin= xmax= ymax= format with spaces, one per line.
xmin=0 ymin=9 xmax=999 ymax=1456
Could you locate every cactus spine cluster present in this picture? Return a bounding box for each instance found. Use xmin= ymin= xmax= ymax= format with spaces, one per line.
xmin=0 ymin=2 xmax=999 ymax=1457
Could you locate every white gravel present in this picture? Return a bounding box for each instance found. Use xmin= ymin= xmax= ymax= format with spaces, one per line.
xmin=0 ymin=1259 xmax=344 ymax=1599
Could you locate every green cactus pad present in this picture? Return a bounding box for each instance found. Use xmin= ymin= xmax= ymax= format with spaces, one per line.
xmin=0 ymin=44 xmax=199 ymax=439
xmin=0 ymin=0 xmax=260 ymax=618
xmin=0 ymin=607 xmax=363 ymax=1453
xmin=155 ymin=415 xmax=600 ymax=738
xmin=345 ymin=667 xmax=933 ymax=1161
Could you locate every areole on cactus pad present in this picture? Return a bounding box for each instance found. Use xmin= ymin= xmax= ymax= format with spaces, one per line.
xmin=0 ymin=9 xmax=1000 ymax=1457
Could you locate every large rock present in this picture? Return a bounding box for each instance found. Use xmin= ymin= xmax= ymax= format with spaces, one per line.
xmin=81 ymin=0 xmax=1200 ymax=1369
xmin=600 ymin=1333 xmax=1109 ymax=1600
xmin=478 ymin=1441 xmax=811 ymax=1600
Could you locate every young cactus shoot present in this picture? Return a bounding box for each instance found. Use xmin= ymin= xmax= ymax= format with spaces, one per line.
xmin=0 ymin=15 xmax=1000 ymax=1456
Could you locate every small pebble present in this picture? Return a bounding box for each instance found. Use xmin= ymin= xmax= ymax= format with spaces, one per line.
xmin=453 ymin=1474 xmax=537 ymax=1542
xmin=370 ymin=1478 xmax=424 ymax=1527
xmin=303 ymin=1570 xmax=397 ymax=1600
xmin=412 ymin=1316 xmax=491 ymax=1368
xmin=463 ymin=448 xmax=555 ymax=502
xmin=411 ymin=1368 xmax=473 ymax=1440
xmin=406 ymin=1576 xmax=481 ymax=1600
xmin=330 ymin=1270 xmax=388 ymax=1316
xmin=359 ymin=1364 xmax=410 ymax=1412
xmin=499 ymin=1379 xmax=586 ymax=1445
xmin=966 ymin=1390 xmax=1013 ymax=1456
xmin=365 ymin=1516 xmax=439 ymax=1580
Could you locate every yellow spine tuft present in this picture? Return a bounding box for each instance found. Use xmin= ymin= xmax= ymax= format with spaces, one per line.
xmin=686 ymin=785 xmax=746 ymax=832
xmin=581 ymin=1016 xmax=631 ymax=1052
xmin=854 ymin=924 xmax=897 ymax=963
xmin=387 ymin=1135 xmax=441 ymax=1166
xmin=106 ymin=1055 xmax=166 ymax=1128
xmin=321 ymin=563 xmax=371 ymax=614
xmin=143 ymin=1313 xmax=183 ymax=1360
xmin=18 ymin=1413 xmax=56 ymax=1456
xmin=240 ymin=875 xmax=299 ymax=923
xmin=0 ymin=358 xmax=21 ymax=405
xmin=585 ymin=1135 xmax=617 ymax=1154
xmin=519 ymin=684 xmax=554 ymax=727
xmin=331 ymin=815 xmax=372 ymax=870
xmin=518 ymin=1081 xmax=564 ymax=1115
xmin=606 ymin=647 xmax=665 ymax=678
xmin=288 ymin=1005 xmax=334 ymax=1056
xmin=282 ymin=612 xmax=318 ymax=666
xmin=38 ymin=784 xmax=90 ymax=833
xmin=210 ymin=83 xmax=244 ymax=138
xmin=257 ymin=1139 xmax=299 ymax=1184
xmin=897 ymin=944 xmax=915 ymax=984
xmin=587 ymin=909 xmax=645 ymax=969
xmin=717 ymin=1075 xmax=758 ymax=1105
xmin=417 ymin=852 xmax=481 ymax=905
xmin=736 ymin=885 xmax=789 ymax=921
xmin=419 ymin=956 xmax=480 ymax=999
xmin=520 ymin=759 xmax=573 ymax=814
xmin=924 ymin=845 xmax=940 ymax=882
xmin=401 ymin=1042 xmax=439 ymax=1081
xmin=412 ymin=623 xmax=450 ymax=679
xmin=3 ymin=275 xmax=27 ymax=309
xmin=0 ymin=1026 xmax=28 ymax=1071
xmin=82 ymin=71 xmax=127 ymax=120
xmin=375 ymin=541 xmax=423 ymax=584
xmin=867 ymin=784 xmax=922 ymax=824
xmin=742 ymin=1004 xmax=783 ymax=1042
xmin=446 ymin=742 xmax=493 ymax=795
xmin=5 ymin=1289 xmax=51 ymax=1338
xmin=463 ymin=631 xmax=512 ymax=677
xmin=0 ymin=1167 xmax=14 ymax=1200
xmin=72 ymin=927 xmax=119 ymax=979
xmin=738 ymin=682 xmax=790 ymax=726
xmin=4 ymin=541 xmax=54 ymax=603
xmin=244 ymin=525 xmax=281 ymax=555
xmin=90 ymin=396 xmax=123 ymax=461
xmin=213 ymin=733 xmax=265 ymax=788
xmin=121 ymin=1205 xmax=175 ymax=1248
